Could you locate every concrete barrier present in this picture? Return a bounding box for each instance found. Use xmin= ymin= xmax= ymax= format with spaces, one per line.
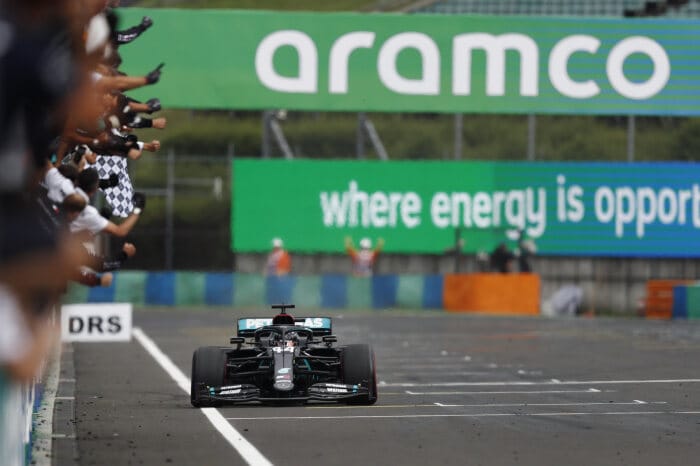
xmin=645 ymin=280 xmax=690 ymax=319
xmin=62 ymin=271 xmax=489 ymax=313
xmin=443 ymin=273 xmax=540 ymax=315
xmin=645 ymin=280 xmax=700 ymax=320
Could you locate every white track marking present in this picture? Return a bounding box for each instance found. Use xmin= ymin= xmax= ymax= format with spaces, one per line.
xmin=309 ymin=404 xmax=437 ymax=409
xmin=518 ymin=370 xmax=543 ymax=376
xmin=307 ymin=403 xmax=664 ymax=409
xmin=383 ymin=378 xmax=700 ymax=387
xmin=381 ymin=372 xmax=491 ymax=377
xmin=429 ymin=401 xmax=668 ymax=408
xmin=634 ymin=400 xmax=647 ymax=404
xmin=382 ymin=364 xmax=489 ymax=370
xmin=378 ymin=357 xmax=470 ymax=363
xmin=404 ymin=389 xmax=613 ymax=395
xmin=132 ymin=327 xmax=273 ymax=466
xmin=226 ymin=411 xmax=700 ymax=421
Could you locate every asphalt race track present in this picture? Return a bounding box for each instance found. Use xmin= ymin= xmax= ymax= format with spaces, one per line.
xmin=65 ymin=308 xmax=700 ymax=466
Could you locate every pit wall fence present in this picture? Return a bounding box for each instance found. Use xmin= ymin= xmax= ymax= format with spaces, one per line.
xmin=63 ymin=271 xmax=541 ymax=315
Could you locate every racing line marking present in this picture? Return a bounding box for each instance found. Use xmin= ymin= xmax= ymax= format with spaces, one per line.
xmin=309 ymin=404 xmax=438 ymax=409
xmin=307 ymin=401 xmax=666 ymax=409
xmin=403 ymin=389 xmax=613 ymax=395
xmin=225 ymin=411 xmax=700 ymax=421
xmin=430 ymin=402 xmax=667 ymax=408
xmin=383 ymin=379 xmax=700 ymax=387
xmin=132 ymin=327 xmax=273 ymax=466
xmin=381 ymin=371 xmax=492 ymax=377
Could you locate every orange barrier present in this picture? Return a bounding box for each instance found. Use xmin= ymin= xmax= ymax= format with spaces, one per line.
xmin=645 ymin=280 xmax=691 ymax=319
xmin=443 ymin=273 xmax=540 ymax=315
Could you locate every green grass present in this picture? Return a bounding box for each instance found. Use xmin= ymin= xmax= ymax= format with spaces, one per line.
xmin=134 ymin=110 xmax=698 ymax=161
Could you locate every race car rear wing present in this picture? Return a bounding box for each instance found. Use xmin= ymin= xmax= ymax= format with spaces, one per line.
xmin=237 ymin=317 xmax=332 ymax=337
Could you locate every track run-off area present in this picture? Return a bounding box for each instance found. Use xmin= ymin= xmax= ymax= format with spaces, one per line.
xmin=62 ymin=308 xmax=700 ymax=466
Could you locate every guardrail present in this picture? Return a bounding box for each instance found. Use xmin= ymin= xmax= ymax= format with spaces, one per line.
xmin=62 ymin=270 xmax=542 ymax=314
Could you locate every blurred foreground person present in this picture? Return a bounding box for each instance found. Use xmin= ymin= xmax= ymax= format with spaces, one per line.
xmin=0 ymin=212 xmax=88 ymax=466
xmin=0 ymin=208 xmax=89 ymax=382
xmin=1 ymin=0 xmax=92 ymax=404
xmin=345 ymin=237 xmax=384 ymax=277
xmin=0 ymin=2 xmax=161 ymax=460
xmin=0 ymin=0 xmax=86 ymax=194
xmin=264 ymin=238 xmax=291 ymax=276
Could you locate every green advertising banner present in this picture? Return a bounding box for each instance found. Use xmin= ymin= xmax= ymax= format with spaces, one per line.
xmin=232 ymin=159 xmax=700 ymax=257
xmin=120 ymin=8 xmax=700 ymax=115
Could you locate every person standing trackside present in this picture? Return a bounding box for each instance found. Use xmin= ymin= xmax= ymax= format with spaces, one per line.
xmin=264 ymin=238 xmax=291 ymax=276
xmin=490 ymin=242 xmax=515 ymax=273
xmin=345 ymin=237 xmax=384 ymax=277
xmin=516 ymin=229 xmax=537 ymax=273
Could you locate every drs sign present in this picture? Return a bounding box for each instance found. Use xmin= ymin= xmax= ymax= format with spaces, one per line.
xmin=61 ymin=303 xmax=132 ymax=342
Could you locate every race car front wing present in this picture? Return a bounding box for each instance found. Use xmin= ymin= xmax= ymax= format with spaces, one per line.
xmin=197 ymin=382 xmax=368 ymax=403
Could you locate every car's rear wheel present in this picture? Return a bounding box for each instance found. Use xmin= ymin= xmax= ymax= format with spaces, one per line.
xmin=191 ymin=346 xmax=227 ymax=407
xmin=341 ymin=344 xmax=377 ymax=405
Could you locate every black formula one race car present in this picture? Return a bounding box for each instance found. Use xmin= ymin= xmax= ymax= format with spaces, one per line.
xmin=190 ymin=304 xmax=377 ymax=407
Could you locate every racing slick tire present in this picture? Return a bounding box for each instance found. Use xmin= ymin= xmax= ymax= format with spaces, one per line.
xmin=191 ymin=346 xmax=227 ymax=408
xmin=341 ymin=344 xmax=378 ymax=405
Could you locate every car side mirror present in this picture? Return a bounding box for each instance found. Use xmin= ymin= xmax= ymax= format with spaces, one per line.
xmin=322 ymin=335 xmax=337 ymax=344
xmin=230 ymin=336 xmax=244 ymax=348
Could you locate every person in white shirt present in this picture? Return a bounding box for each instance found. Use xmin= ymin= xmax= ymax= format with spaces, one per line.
xmin=69 ymin=168 xmax=144 ymax=238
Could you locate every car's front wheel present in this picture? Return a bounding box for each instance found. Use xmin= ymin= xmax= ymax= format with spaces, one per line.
xmin=341 ymin=344 xmax=377 ymax=405
xmin=190 ymin=346 xmax=227 ymax=407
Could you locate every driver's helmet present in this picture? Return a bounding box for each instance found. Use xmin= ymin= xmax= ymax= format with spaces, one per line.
xmin=285 ymin=331 xmax=299 ymax=347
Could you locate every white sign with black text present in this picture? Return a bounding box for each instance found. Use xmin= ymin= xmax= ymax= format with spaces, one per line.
xmin=61 ymin=303 xmax=132 ymax=342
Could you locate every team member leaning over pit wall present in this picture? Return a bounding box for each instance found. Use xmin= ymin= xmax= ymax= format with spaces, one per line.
xmin=0 ymin=0 xmax=167 ymax=461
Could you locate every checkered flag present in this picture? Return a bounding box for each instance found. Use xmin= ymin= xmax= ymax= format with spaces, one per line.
xmin=88 ymin=155 xmax=134 ymax=218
